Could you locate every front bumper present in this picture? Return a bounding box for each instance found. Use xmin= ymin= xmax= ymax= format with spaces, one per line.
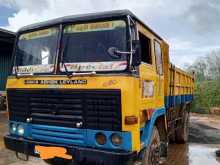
xmin=4 ymin=135 xmax=136 ymax=165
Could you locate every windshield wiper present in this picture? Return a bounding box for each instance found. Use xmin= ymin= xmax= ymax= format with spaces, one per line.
xmin=13 ymin=50 xmax=19 ymax=78
xmin=17 ymin=72 xmax=34 ymax=77
xmin=62 ymin=62 xmax=97 ymax=77
xmin=62 ymin=62 xmax=72 ymax=78
xmin=14 ymin=64 xmax=19 ymax=79
xmin=60 ymin=37 xmax=97 ymax=77
xmin=60 ymin=37 xmax=73 ymax=78
xmin=72 ymin=71 xmax=96 ymax=76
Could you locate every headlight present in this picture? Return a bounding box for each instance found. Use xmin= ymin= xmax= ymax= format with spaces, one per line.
xmin=111 ymin=133 xmax=122 ymax=146
xmin=10 ymin=123 xmax=17 ymax=133
xmin=17 ymin=125 xmax=24 ymax=136
xmin=95 ymin=133 xmax=107 ymax=145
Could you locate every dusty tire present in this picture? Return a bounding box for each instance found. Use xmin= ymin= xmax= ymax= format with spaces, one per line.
xmin=44 ymin=158 xmax=74 ymax=165
xmin=168 ymin=131 xmax=176 ymax=144
xmin=141 ymin=127 xmax=161 ymax=165
xmin=175 ymin=112 xmax=189 ymax=143
xmin=0 ymin=97 xmax=6 ymax=111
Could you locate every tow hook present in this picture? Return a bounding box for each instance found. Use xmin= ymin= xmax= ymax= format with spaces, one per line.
xmin=15 ymin=151 xmax=29 ymax=161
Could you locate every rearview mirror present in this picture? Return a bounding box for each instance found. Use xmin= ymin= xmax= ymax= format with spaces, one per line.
xmin=131 ymin=40 xmax=141 ymax=66
xmin=107 ymin=41 xmax=141 ymax=67
xmin=107 ymin=47 xmax=122 ymax=59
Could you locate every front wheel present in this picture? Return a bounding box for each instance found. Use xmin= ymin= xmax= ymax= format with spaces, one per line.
xmin=141 ymin=127 xmax=161 ymax=165
xmin=0 ymin=97 xmax=6 ymax=111
xmin=44 ymin=158 xmax=77 ymax=165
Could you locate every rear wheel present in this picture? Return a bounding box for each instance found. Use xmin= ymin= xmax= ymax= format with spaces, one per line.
xmin=175 ymin=112 xmax=189 ymax=143
xmin=141 ymin=127 xmax=161 ymax=165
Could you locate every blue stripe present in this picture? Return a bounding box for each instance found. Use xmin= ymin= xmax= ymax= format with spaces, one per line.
xmin=140 ymin=107 xmax=166 ymax=147
xmin=8 ymin=121 xmax=132 ymax=152
xmin=165 ymin=94 xmax=193 ymax=108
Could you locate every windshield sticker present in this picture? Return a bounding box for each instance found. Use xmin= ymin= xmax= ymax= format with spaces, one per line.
xmin=60 ymin=61 xmax=127 ymax=72
xmin=64 ymin=20 xmax=126 ymax=33
xmin=19 ymin=28 xmax=58 ymax=40
xmin=13 ymin=64 xmax=54 ymax=74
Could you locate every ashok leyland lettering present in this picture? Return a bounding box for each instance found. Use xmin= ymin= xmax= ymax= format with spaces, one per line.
xmin=4 ymin=10 xmax=194 ymax=165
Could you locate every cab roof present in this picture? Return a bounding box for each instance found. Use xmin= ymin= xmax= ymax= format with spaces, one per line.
xmin=18 ymin=10 xmax=163 ymax=40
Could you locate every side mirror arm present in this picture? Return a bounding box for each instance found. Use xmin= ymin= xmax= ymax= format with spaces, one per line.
xmin=114 ymin=50 xmax=135 ymax=55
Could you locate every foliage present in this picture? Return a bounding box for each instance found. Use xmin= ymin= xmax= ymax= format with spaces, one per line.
xmin=191 ymin=80 xmax=220 ymax=114
xmin=186 ymin=50 xmax=220 ymax=114
xmin=186 ymin=50 xmax=220 ymax=81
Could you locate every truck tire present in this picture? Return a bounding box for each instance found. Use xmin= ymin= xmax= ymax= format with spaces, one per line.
xmin=175 ymin=112 xmax=189 ymax=143
xmin=168 ymin=131 xmax=176 ymax=144
xmin=44 ymin=158 xmax=77 ymax=165
xmin=141 ymin=127 xmax=161 ymax=165
xmin=0 ymin=96 xmax=6 ymax=111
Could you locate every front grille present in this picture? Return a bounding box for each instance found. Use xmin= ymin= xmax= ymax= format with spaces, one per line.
xmin=31 ymin=124 xmax=85 ymax=145
xmin=7 ymin=89 xmax=122 ymax=131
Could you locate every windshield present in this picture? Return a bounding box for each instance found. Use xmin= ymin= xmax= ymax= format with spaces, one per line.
xmin=14 ymin=27 xmax=59 ymax=74
xmin=60 ymin=20 xmax=128 ymax=72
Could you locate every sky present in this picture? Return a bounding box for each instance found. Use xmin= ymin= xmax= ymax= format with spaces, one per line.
xmin=0 ymin=0 xmax=219 ymax=68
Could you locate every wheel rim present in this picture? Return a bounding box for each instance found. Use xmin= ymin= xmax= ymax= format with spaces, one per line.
xmin=141 ymin=128 xmax=161 ymax=165
xmin=149 ymin=138 xmax=160 ymax=165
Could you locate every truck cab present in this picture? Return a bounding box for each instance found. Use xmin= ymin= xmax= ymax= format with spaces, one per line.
xmin=4 ymin=10 xmax=194 ymax=165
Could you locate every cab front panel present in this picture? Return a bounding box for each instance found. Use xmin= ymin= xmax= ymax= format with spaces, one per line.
xmin=6 ymin=75 xmax=141 ymax=153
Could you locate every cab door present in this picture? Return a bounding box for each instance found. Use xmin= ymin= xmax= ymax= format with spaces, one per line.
xmin=137 ymin=24 xmax=158 ymax=125
xmin=154 ymin=40 xmax=164 ymax=108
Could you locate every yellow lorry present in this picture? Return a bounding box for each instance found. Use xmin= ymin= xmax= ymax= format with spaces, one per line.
xmin=4 ymin=10 xmax=194 ymax=165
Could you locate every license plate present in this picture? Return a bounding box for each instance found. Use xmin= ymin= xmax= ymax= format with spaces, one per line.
xmin=35 ymin=145 xmax=72 ymax=160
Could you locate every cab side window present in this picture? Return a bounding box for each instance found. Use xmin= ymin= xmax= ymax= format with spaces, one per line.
xmin=139 ymin=32 xmax=152 ymax=64
xmin=154 ymin=41 xmax=163 ymax=75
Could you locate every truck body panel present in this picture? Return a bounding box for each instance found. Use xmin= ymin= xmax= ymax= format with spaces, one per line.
xmin=165 ymin=64 xmax=194 ymax=109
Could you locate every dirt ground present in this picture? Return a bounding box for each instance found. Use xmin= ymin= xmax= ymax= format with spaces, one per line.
xmin=189 ymin=113 xmax=220 ymax=144
xmin=0 ymin=112 xmax=220 ymax=165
